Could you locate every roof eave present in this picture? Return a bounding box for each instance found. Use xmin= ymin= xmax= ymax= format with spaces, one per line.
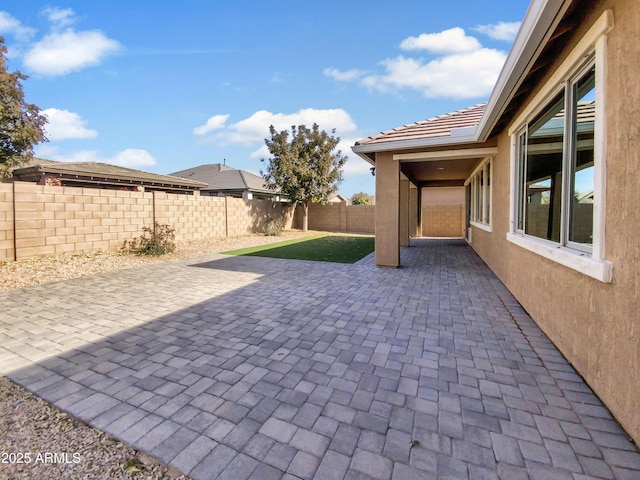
xmin=352 ymin=133 xmax=478 ymax=156
xmin=16 ymin=165 xmax=207 ymax=189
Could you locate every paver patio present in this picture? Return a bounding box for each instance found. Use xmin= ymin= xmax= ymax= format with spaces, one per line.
xmin=1 ymin=238 xmax=639 ymax=479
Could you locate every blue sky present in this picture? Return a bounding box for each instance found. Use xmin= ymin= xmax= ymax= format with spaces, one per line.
xmin=1 ymin=1 xmax=529 ymax=198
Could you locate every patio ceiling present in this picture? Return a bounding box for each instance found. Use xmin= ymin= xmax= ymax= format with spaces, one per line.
xmin=401 ymin=157 xmax=481 ymax=187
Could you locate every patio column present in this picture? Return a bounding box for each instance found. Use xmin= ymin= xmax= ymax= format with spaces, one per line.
xmin=400 ymin=177 xmax=410 ymax=247
xmin=375 ymin=152 xmax=400 ymax=267
xmin=410 ymin=184 xmax=419 ymax=237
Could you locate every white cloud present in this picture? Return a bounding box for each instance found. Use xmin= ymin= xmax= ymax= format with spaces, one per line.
xmin=42 ymin=108 xmax=98 ymax=140
xmin=339 ymin=138 xmax=372 ymax=177
xmin=326 ymin=26 xmax=510 ymax=99
xmin=42 ymin=7 xmax=76 ymax=29
xmin=400 ymin=27 xmax=481 ymax=54
xmin=0 ymin=11 xmax=36 ymax=41
xmin=249 ymin=144 xmax=270 ymax=160
xmin=111 ymin=149 xmax=156 ymax=168
xmin=23 ymin=28 xmax=121 ymax=76
xmin=35 ymin=144 xmax=61 ymax=159
xmin=343 ymin=155 xmax=373 ymax=177
xmin=474 ymin=21 xmax=521 ymax=42
xmin=193 ymin=114 xmax=229 ymax=136
xmin=202 ymin=108 xmax=358 ymax=147
xmin=323 ymin=67 xmax=367 ymax=82
xmin=36 ymin=148 xmax=156 ymax=168
xmin=362 ymin=48 xmax=507 ymax=98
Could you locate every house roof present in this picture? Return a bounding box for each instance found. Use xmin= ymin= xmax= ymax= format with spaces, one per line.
xmin=11 ymin=159 xmax=207 ymax=191
xmin=170 ymin=164 xmax=275 ymax=194
xmin=352 ymin=0 xmax=583 ymax=160
xmin=355 ymin=104 xmax=486 ymax=148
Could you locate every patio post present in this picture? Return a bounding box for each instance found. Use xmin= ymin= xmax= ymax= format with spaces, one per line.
xmin=400 ymin=176 xmax=410 ymax=247
xmin=374 ymin=152 xmax=400 ymax=267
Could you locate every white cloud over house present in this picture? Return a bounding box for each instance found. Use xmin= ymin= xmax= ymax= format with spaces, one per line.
xmin=42 ymin=108 xmax=98 ymax=141
xmin=324 ymin=25 xmax=515 ymax=99
xmin=362 ymin=48 xmax=507 ymax=99
xmin=110 ymin=149 xmax=156 ymax=168
xmin=195 ymin=108 xmax=358 ymax=148
xmin=473 ymin=21 xmax=522 ymax=42
xmin=193 ymin=114 xmax=230 ymax=136
xmin=38 ymin=148 xmax=157 ymax=168
xmin=399 ymin=27 xmax=481 ymax=54
xmin=195 ymin=108 xmax=368 ymax=178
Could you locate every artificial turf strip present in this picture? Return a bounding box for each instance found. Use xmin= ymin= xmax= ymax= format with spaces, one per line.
xmin=222 ymin=235 xmax=375 ymax=263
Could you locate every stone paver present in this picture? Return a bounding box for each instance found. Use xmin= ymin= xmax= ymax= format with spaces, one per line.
xmin=1 ymin=238 xmax=639 ymax=479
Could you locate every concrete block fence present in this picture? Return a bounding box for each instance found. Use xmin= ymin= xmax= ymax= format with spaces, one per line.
xmin=0 ymin=182 xmax=376 ymax=262
xmin=0 ymin=182 xmax=298 ymax=262
xmin=307 ymin=203 xmax=375 ymax=235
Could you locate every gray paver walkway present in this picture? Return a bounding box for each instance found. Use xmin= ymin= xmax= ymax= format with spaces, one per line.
xmin=1 ymin=238 xmax=639 ymax=479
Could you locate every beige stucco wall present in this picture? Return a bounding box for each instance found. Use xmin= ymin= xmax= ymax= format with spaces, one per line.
xmin=469 ymin=0 xmax=640 ymax=444
xmin=421 ymin=187 xmax=465 ymax=237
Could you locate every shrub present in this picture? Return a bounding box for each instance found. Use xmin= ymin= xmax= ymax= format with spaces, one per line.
xmin=127 ymin=223 xmax=176 ymax=256
xmin=264 ymin=217 xmax=283 ymax=236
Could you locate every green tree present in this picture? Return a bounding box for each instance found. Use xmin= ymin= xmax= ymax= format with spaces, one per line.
xmin=261 ymin=123 xmax=347 ymax=231
xmin=0 ymin=37 xmax=47 ymax=178
xmin=351 ymin=192 xmax=373 ymax=205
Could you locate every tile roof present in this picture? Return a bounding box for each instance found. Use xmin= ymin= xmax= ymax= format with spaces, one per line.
xmin=355 ymin=104 xmax=486 ymax=147
xmin=170 ymin=164 xmax=275 ymax=193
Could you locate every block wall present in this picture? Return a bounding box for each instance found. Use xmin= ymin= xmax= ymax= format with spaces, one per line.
xmin=346 ymin=205 xmax=375 ymax=234
xmin=421 ymin=186 xmax=465 ymax=238
xmin=0 ymin=182 xmax=297 ymax=262
xmin=308 ymin=203 xmax=375 ymax=234
xmin=421 ymin=204 xmax=465 ymax=237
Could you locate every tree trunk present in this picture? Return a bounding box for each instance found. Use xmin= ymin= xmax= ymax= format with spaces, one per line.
xmin=302 ymin=203 xmax=309 ymax=231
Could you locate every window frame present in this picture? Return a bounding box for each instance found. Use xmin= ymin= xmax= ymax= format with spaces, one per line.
xmin=514 ymin=61 xmax=594 ymax=253
xmin=466 ymin=157 xmax=492 ymax=232
xmin=506 ymin=10 xmax=613 ymax=283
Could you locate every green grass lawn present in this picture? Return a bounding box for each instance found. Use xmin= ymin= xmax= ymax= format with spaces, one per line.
xmin=222 ymin=235 xmax=375 ymax=264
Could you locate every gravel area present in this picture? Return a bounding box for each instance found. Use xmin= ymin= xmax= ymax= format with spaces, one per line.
xmin=0 ymin=230 xmax=315 ymax=480
xmin=0 ymin=376 xmax=188 ymax=480
xmin=0 ymin=230 xmax=314 ymax=292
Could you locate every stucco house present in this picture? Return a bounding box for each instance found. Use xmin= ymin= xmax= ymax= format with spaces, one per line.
xmin=170 ymin=163 xmax=284 ymax=200
xmin=352 ymin=0 xmax=639 ymax=444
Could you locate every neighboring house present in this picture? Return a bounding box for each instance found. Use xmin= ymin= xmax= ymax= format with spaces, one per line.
xmin=170 ymin=163 xmax=283 ymax=200
xmin=353 ymin=0 xmax=639 ymax=444
xmin=327 ymin=194 xmax=350 ymax=204
xmin=9 ymin=159 xmax=206 ymax=194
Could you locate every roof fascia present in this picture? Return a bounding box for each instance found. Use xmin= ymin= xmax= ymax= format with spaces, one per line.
xmin=352 ymin=132 xmax=478 ymax=155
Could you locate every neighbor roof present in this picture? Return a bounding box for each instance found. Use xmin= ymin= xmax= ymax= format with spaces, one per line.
xmin=170 ymin=164 xmax=275 ymax=194
xmin=12 ymin=160 xmax=207 ymax=191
